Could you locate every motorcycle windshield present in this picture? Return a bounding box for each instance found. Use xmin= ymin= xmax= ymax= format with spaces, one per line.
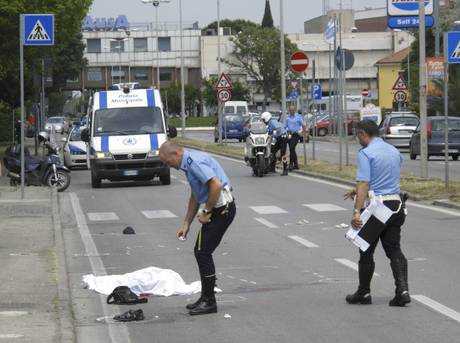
xmin=250 ymin=122 xmax=268 ymax=134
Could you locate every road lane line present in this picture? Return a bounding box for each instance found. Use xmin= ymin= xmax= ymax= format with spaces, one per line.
xmin=289 ymin=235 xmax=319 ymax=248
xmin=69 ymin=193 xmax=131 ymax=343
xmin=334 ymin=258 xmax=380 ymax=276
xmin=412 ymin=295 xmax=460 ymax=323
xmin=254 ymin=217 xmax=279 ymax=229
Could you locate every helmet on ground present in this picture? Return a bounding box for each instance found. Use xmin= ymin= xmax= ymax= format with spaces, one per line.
xmin=261 ymin=112 xmax=272 ymax=123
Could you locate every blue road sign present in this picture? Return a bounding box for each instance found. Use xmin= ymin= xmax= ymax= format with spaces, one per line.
xmin=387 ymin=0 xmax=433 ymax=16
xmin=311 ymin=84 xmax=322 ymax=101
xmin=447 ymin=31 xmax=460 ymax=64
xmin=388 ymin=15 xmax=434 ymax=29
xmin=287 ymin=90 xmax=299 ymax=101
xmin=22 ymin=14 xmax=54 ymax=46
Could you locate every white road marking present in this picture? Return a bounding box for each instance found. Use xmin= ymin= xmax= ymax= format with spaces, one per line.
xmin=289 ymin=235 xmax=319 ymax=248
xmin=69 ymin=193 xmax=131 ymax=343
xmin=211 ymin=152 xmax=460 ymax=217
xmin=87 ymin=212 xmax=119 ymax=221
xmin=254 ymin=217 xmax=279 ymax=229
xmin=0 ymin=311 xmax=28 ymax=317
xmin=0 ymin=334 xmax=24 ymax=339
xmin=303 ymin=203 xmax=347 ymax=212
xmin=142 ymin=210 xmax=177 ymax=219
xmin=413 ymin=295 xmax=460 ymax=323
xmin=334 ymin=258 xmax=380 ymax=276
xmin=250 ymin=206 xmax=288 ymax=214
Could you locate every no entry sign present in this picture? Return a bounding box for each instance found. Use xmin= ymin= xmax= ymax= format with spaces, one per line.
xmin=290 ymin=51 xmax=309 ymax=73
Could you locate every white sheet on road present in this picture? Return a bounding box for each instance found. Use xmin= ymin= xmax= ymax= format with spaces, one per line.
xmin=82 ymin=266 xmax=221 ymax=297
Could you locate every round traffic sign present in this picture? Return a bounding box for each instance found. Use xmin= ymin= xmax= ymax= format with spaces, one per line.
xmin=336 ymin=48 xmax=355 ymax=71
xmin=218 ymin=89 xmax=232 ymax=103
xmin=394 ymin=91 xmax=407 ymax=103
xmin=362 ymin=89 xmax=370 ymax=97
xmin=290 ymin=51 xmax=309 ymax=73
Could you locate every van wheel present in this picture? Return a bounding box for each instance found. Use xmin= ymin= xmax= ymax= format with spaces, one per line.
xmin=318 ymin=128 xmax=328 ymax=137
xmin=160 ymin=169 xmax=171 ymax=185
xmin=91 ymin=173 xmax=101 ymax=188
xmin=410 ymin=152 xmax=417 ymax=160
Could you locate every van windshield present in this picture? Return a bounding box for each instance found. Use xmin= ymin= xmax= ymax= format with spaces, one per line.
xmin=236 ymin=106 xmax=247 ymax=115
xmin=93 ymin=107 xmax=164 ymax=136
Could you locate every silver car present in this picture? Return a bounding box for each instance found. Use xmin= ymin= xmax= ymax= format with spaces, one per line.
xmin=379 ymin=112 xmax=419 ymax=148
xmin=63 ymin=126 xmax=87 ymax=169
xmin=45 ymin=116 xmax=69 ymax=134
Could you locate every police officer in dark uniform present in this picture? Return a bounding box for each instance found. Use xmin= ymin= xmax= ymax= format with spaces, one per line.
xmin=344 ymin=120 xmax=410 ymax=307
xmin=159 ymin=142 xmax=236 ymax=315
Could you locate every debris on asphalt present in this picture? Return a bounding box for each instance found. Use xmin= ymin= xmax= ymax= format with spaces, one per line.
xmin=123 ymin=226 xmax=136 ymax=235
xmin=335 ymin=223 xmax=349 ymax=229
xmin=114 ymin=309 xmax=144 ymax=322
xmin=224 ymin=313 xmax=232 ymax=319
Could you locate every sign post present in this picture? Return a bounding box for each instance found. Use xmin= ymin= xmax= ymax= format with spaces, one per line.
xmin=443 ymin=31 xmax=460 ymax=189
xmin=290 ymin=51 xmax=309 ymax=167
xmin=216 ymin=73 xmax=233 ymax=143
xmin=19 ymin=14 xmax=54 ymax=199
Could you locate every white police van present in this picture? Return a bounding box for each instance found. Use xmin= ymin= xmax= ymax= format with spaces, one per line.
xmin=81 ymin=87 xmax=176 ymax=188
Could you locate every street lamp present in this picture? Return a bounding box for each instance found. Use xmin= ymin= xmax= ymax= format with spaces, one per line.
xmin=141 ymin=0 xmax=171 ymax=89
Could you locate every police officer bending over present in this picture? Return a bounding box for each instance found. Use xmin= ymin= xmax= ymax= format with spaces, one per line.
xmin=285 ymin=106 xmax=306 ymax=170
xmin=344 ymin=120 xmax=410 ymax=307
xmin=159 ymin=142 xmax=236 ymax=315
xmin=261 ymin=112 xmax=289 ymax=176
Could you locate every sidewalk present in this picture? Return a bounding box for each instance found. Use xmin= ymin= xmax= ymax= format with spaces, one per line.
xmin=0 ymin=187 xmax=73 ymax=342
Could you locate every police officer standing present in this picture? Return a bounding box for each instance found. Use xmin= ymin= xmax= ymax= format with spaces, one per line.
xmin=261 ymin=112 xmax=289 ymax=176
xmin=159 ymin=142 xmax=236 ymax=315
xmin=285 ymin=106 xmax=306 ymax=170
xmin=344 ymin=120 xmax=410 ymax=307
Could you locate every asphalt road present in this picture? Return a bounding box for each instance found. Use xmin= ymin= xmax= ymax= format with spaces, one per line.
xmin=59 ymin=152 xmax=460 ymax=343
xmin=187 ymin=130 xmax=460 ymax=181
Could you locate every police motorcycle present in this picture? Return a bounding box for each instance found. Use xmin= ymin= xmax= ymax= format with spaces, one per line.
xmin=244 ymin=120 xmax=273 ymax=177
xmin=3 ymin=131 xmax=71 ymax=192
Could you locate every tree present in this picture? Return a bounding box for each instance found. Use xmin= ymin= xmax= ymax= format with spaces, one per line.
xmin=226 ymin=25 xmax=297 ymax=108
xmin=204 ymin=19 xmax=258 ymax=35
xmin=162 ymin=82 xmax=200 ymax=115
xmin=0 ymin=0 xmax=92 ymax=109
xmin=202 ymin=77 xmax=251 ymax=113
xmin=262 ymin=0 xmax=274 ymax=28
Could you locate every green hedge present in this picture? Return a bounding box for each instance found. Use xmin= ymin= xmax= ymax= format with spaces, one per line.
xmin=168 ymin=116 xmax=216 ymax=128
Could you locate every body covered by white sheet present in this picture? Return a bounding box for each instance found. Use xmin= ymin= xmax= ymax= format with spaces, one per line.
xmin=82 ymin=266 xmax=221 ymax=297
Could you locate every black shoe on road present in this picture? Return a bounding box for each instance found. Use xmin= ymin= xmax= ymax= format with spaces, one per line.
xmin=346 ymin=290 xmax=372 ymax=305
xmin=389 ymin=291 xmax=411 ymax=307
xmin=188 ymin=298 xmax=217 ymax=315
xmin=186 ymin=296 xmax=203 ymax=310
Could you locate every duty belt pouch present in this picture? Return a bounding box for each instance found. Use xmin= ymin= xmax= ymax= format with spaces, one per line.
xmin=107 ymin=286 xmax=148 ymax=305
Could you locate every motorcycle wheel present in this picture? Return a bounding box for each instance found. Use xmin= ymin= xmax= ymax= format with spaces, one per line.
xmin=256 ymin=155 xmax=265 ymax=177
xmin=46 ymin=170 xmax=71 ymax=192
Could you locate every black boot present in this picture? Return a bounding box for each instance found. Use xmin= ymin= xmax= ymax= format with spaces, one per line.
xmin=281 ymin=163 xmax=288 ymax=176
xmin=189 ymin=276 xmax=217 ymax=315
xmin=346 ymin=261 xmax=374 ymax=304
xmin=186 ymin=277 xmax=203 ymax=310
xmin=389 ymin=257 xmax=411 ymax=307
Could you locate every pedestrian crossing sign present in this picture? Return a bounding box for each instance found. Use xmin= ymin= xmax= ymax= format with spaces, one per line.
xmin=392 ymin=73 xmax=407 ymax=91
xmin=22 ymin=14 xmax=54 ymax=46
xmin=447 ymin=31 xmax=460 ymax=64
xmin=216 ymin=73 xmax=233 ymax=90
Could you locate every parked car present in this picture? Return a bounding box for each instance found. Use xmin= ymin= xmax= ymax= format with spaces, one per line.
xmin=45 ymin=116 xmax=69 ymax=134
xmin=379 ymin=112 xmax=419 ymax=148
xmin=63 ymin=126 xmax=88 ymax=169
xmin=409 ymin=116 xmax=460 ymax=161
xmin=214 ymin=114 xmax=247 ymax=142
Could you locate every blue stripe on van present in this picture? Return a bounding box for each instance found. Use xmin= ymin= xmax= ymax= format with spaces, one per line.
xmin=99 ymin=92 xmax=108 ymax=109
xmin=101 ymin=135 xmax=109 ymax=152
xmin=149 ymin=134 xmax=159 ymax=150
xmin=146 ymin=89 xmax=155 ymax=107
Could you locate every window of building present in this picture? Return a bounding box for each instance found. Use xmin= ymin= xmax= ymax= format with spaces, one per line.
xmin=110 ymin=40 xmax=125 ymax=53
xmin=133 ymin=67 xmax=149 ymax=81
xmin=134 ymin=38 xmax=148 ymax=52
xmin=87 ymin=67 xmax=103 ymax=82
xmin=159 ymin=68 xmax=173 ymax=81
xmin=158 ymin=37 xmax=171 ymax=52
xmin=86 ymin=39 xmax=101 ymax=53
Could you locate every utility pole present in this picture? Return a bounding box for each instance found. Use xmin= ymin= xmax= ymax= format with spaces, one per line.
xmin=419 ymin=0 xmax=429 ymax=178
xmin=179 ymin=0 xmax=186 ymax=137
xmin=280 ymin=0 xmax=287 ymax=122
xmin=338 ymin=12 xmax=343 ymax=170
xmin=217 ymin=0 xmax=223 ymax=144
xmin=434 ymin=0 xmax=440 ymax=57
xmin=155 ymin=2 xmax=160 ymax=89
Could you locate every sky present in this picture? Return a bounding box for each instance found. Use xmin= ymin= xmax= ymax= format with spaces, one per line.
xmin=89 ymin=0 xmax=386 ymax=33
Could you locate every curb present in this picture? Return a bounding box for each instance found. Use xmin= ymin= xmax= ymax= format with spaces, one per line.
xmin=179 ymin=142 xmax=460 ymax=209
xmin=51 ymin=189 xmax=76 ymax=343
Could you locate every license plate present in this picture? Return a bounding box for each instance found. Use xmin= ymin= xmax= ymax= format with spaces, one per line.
xmin=123 ymin=170 xmax=139 ymax=176
xmin=229 ymin=130 xmax=238 ymax=133
xmin=442 ymin=149 xmax=459 ymax=153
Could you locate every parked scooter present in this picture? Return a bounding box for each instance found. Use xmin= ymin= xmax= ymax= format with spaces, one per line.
xmin=244 ymin=121 xmax=272 ymax=177
xmin=3 ymin=131 xmax=71 ymax=192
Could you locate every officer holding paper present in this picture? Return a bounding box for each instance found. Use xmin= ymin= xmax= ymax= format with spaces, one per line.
xmin=159 ymin=142 xmax=236 ymax=315
xmin=344 ymin=120 xmax=410 ymax=307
